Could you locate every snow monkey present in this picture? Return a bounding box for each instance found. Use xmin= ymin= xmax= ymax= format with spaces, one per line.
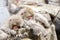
xmin=16 ymin=6 xmax=53 ymax=40
xmin=8 ymin=0 xmax=21 ymax=15
xmin=17 ymin=6 xmax=50 ymax=28
xmin=7 ymin=15 xmax=32 ymax=40
xmin=8 ymin=0 xmax=38 ymax=15
xmin=8 ymin=15 xmax=24 ymax=30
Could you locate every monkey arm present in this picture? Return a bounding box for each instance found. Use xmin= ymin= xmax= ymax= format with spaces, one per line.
xmin=35 ymin=13 xmax=50 ymax=28
xmin=0 ymin=30 xmax=9 ymax=40
xmin=0 ymin=26 xmax=16 ymax=35
xmin=24 ymin=20 xmax=48 ymax=36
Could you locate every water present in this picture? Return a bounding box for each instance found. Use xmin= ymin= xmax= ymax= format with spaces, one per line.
xmin=0 ymin=7 xmax=10 ymax=26
xmin=0 ymin=0 xmax=10 ymax=26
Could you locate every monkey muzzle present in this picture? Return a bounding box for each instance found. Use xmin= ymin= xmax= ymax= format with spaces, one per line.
xmin=12 ymin=25 xmax=21 ymax=31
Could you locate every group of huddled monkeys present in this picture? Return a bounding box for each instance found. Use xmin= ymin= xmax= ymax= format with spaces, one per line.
xmin=0 ymin=0 xmax=59 ymax=40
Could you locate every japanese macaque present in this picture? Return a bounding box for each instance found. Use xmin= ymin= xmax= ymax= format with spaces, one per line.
xmin=16 ymin=7 xmax=53 ymax=40
xmin=8 ymin=0 xmax=38 ymax=15
xmin=8 ymin=15 xmax=24 ymax=29
xmin=6 ymin=15 xmax=31 ymax=40
xmin=8 ymin=0 xmax=20 ymax=15
xmin=0 ymin=15 xmax=24 ymax=40
xmin=17 ymin=7 xmax=50 ymax=28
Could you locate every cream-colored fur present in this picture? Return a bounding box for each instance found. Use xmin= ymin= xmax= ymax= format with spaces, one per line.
xmin=17 ymin=6 xmax=50 ymax=28
xmin=8 ymin=15 xmax=24 ymax=28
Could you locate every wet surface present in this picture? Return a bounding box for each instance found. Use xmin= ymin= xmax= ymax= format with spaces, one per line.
xmin=0 ymin=0 xmax=10 ymax=26
xmin=0 ymin=7 xmax=10 ymax=26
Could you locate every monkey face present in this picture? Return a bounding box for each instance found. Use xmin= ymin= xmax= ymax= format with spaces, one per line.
xmin=19 ymin=7 xmax=34 ymax=20
xmin=12 ymin=25 xmax=20 ymax=31
xmin=23 ymin=12 xmax=33 ymax=19
xmin=8 ymin=15 xmax=24 ymax=30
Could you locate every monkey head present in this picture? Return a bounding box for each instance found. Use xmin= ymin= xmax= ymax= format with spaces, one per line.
xmin=17 ymin=7 xmax=35 ymax=20
xmin=8 ymin=15 xmax=24 ymax=31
